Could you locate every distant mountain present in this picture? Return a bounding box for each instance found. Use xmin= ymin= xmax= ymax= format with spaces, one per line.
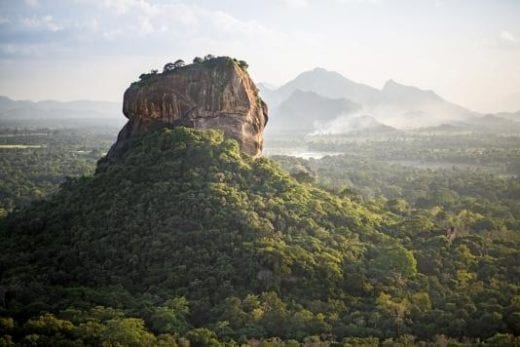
xmin=267 ymin=90 xmax=360 ymax=133
xmin=463 ymin=114 xmax=520 ymax=133
xmin=262 ymin=68 xmax=380 ymax=108
xmin=494 ymin=110 xmax=520 ymax=122
xmin=380 ymin=80 xmax=441 ymax=106
xmin=0 ymin=96 xmax=121 ymax=119
xmin=257 ymin=83 xmax=278 ymax=109
xmin=369 ymin=80 xmax=477 ymax=128
xmin=261 ymin=68 xmax=480 ymax=132
xmin=0 ymin=95 xmax=124 ymax=128
xmin=0 ymin=96 xmax=35 ymax=113
xmin=417 ymin=114 xmax=520 ymax=134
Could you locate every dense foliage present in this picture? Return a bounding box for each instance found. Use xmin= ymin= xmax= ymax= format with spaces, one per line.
xmin=0 ymin=128 xmax=113 ymax=215
xmin=0 ymin=127 xmax=518 ymax=346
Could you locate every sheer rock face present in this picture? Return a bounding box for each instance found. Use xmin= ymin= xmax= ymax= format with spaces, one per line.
xmin=107 ymin=58 xmax=268 ymax=159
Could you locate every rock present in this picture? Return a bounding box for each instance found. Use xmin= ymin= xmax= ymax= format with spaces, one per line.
xmin=107 ymin=57 xmax=268 ymax=159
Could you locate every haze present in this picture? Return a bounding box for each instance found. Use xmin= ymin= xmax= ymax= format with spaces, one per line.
xmin=0 ymin=0 xmax=519 ymax=113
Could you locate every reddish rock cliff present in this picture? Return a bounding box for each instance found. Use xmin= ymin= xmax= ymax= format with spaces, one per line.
xmin=107 ymin=57 xmax=268 ymax=159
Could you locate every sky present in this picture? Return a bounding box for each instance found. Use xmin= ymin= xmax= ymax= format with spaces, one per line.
xmin=0 ymin=0 xmax=519 ymax=113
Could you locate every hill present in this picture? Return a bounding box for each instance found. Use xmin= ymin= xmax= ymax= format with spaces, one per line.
xmin=0 ymin=127 xmax=400 ymax=343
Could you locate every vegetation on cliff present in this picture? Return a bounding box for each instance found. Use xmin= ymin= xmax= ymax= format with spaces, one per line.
xmin=0 ymin=127 xmax=518 ymax=345
xmin=136 ymin=55 xmax=249 ymax=87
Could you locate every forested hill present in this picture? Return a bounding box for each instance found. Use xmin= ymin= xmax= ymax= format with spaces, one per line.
xmin=0 ymin=127 xmax=518 ymax=346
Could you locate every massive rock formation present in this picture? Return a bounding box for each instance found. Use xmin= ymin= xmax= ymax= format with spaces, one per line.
xmin=107 ymin=57 xmax=268 ymax=159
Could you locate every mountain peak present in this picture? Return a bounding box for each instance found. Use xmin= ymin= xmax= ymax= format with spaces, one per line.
xmin=383 ymin=79 xmax=398 ymax=89
xmin=276 ymin=67 xmax=380 ymax=105
xmin=311 ymin=67 xmax=330 ymax=73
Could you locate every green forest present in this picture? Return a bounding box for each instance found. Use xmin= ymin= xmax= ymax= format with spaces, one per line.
xmin=0 ymin=126 xmax=519 ymax=346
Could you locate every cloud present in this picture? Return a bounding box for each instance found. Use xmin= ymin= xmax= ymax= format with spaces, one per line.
xmin=100 ymin=0 xmax=159 ymax=16
xmin=499 ymin=30 xmax=517 ymax=43
xmin=20 ymin=15 xmax=63 ymax=32
xmin=276 ymin=0 xmax=383 ymax=6
xmin=334 ymin=0 xmax=382 ymax=4
xmin=278 ymin=0 xmax=308 ymax=7
xmin=0 ymin=0 xmax=295 ymax=60
xmin=434 ymin=0 xmax=444 ymax=8
xmin=24 ymin=0 xmax=39 ymax=7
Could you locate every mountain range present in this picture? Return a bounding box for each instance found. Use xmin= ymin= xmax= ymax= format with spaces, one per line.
xmin=259 ymin=68 xmax=518 ymax=134
xmin=0 ymin=96 xmax=124 ymax=128
xmin=1 ymin=68 xmax=518 ymax=133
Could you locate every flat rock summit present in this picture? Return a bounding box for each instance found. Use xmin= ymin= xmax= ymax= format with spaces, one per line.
xmin=107 ymin=56 xmax=268 ymax=159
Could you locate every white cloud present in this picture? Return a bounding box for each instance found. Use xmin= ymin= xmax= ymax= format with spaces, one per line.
xmin=24 ymin=0 xmax=39 ymax=7
xmin=500 ymin=30 xmax=517 ymax=43
xmin=279 ymin=0 xmax=308 ymax=7
xmin=276 ymin=0 xmax=382 ymax=7
xmin=101 ymin=0 xmax=159 ymax=16
xmin=139 ymin=16 xmax=154 ymax=34
xmin=334 ymin=0 xmax=382 ymax=4
xmin=20 ymin=15 xmax=62 ymax=32
xmin=102 ymin=29 xmax=123 ymax=41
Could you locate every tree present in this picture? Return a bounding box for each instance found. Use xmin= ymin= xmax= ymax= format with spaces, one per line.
xmin=149 ymin=297 xmax=190 ymax=335
xmin=185 ymin=328 xmax=222 ymax=347
xmin=164 ymin=60 xmax=185 ymax=72
xmin=373 ymin=243 xmax=417 ymax=278
xmin=204 ymin=54 xmax=215 ymax=61
xmin=238 ymin=60 xmax=249 ymax=70
xmin=163 ymin=62 xmax=176 ymax=72
xmin=24 ymin=313 xmax=74 ymax=336
xmin=386 ymin=199 xmax=409 ymax=216
xmin=291 ymin=170 xmax=314 ymax=184
xmin=102 ymin=318 xmax=157 ymax=346
xmin=193 ymin=57 xmax=203 ymax=64
xmin=376 ymin=293 xmax=411 ymax=337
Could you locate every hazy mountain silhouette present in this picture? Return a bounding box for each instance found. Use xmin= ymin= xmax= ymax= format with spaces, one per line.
xmin=0 ymin=95 xmax=124 ymax=128
xmin=264 ymin=68 xmax=380 ymax=108
xmin=371 ymin=80 xmax=477 ymax=128
xmin=267 ymin=90 xmax=361 ymax=133
xmin=494 ymin=110 xmax=520 ymax=122
xmin=261 ymin=68 xmax=480 ymax=131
